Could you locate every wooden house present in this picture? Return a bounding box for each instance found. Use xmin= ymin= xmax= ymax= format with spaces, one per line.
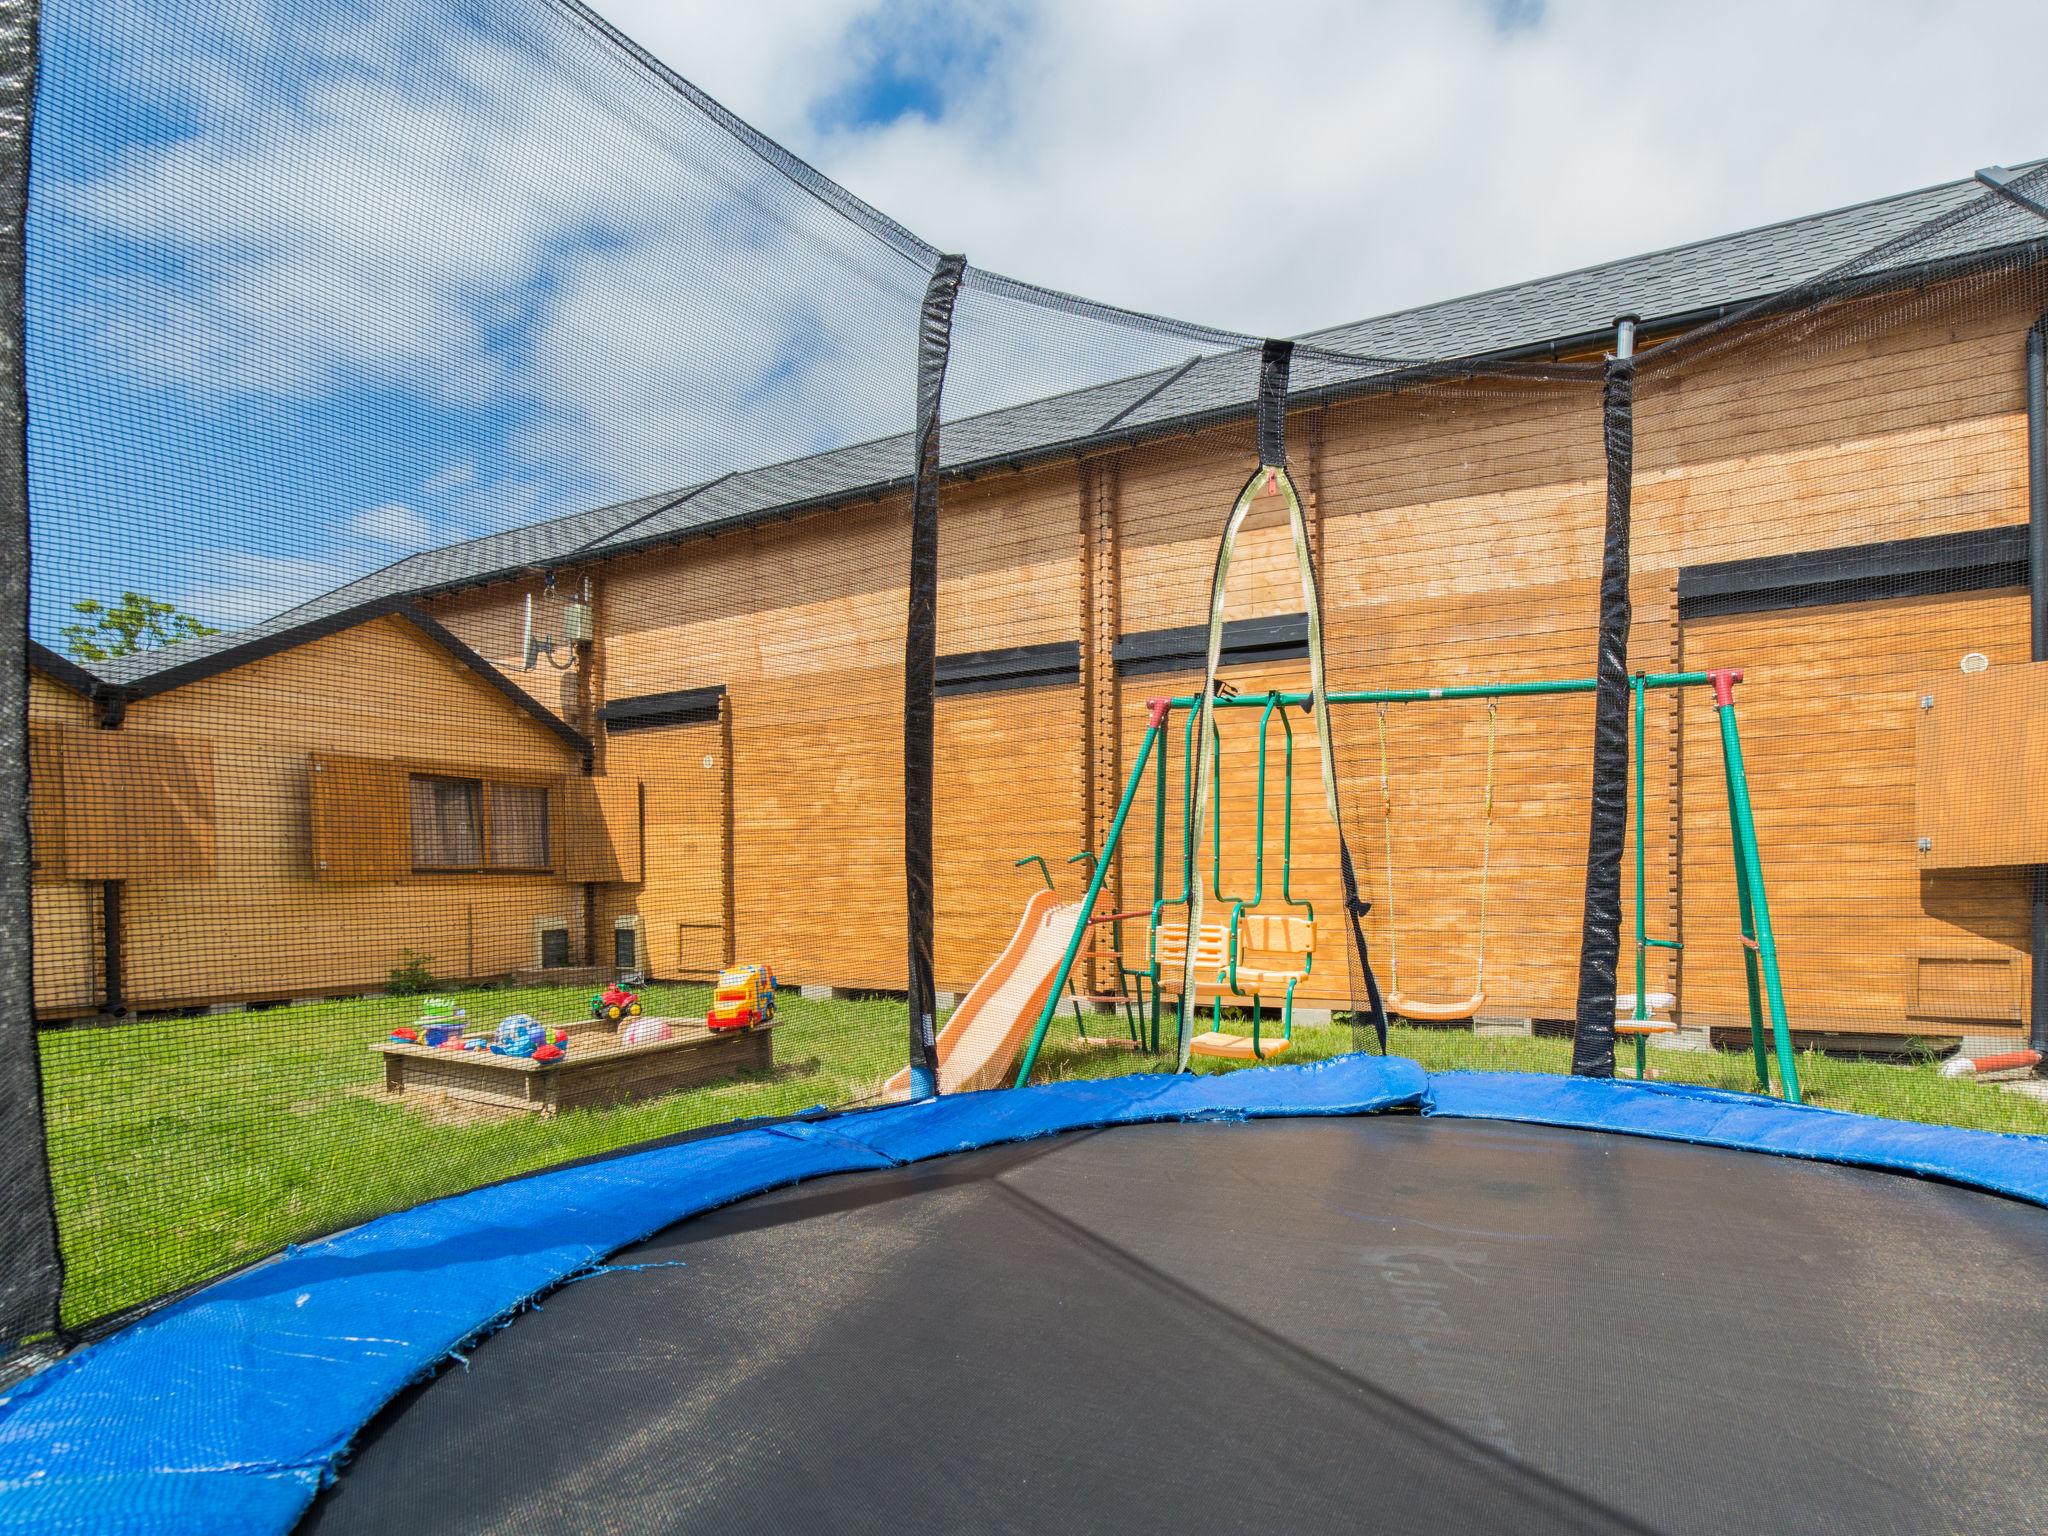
xmin=28 ymin=163 xmax=2048 ymax=1052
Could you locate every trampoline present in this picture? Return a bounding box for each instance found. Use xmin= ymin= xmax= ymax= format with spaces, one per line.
xmin=3 ymin=1057 xmax=2047 ymax=1535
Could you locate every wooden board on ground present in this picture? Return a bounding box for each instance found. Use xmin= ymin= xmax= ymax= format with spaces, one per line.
xmin=375 ymin=1016 xmax=775 ymax=1117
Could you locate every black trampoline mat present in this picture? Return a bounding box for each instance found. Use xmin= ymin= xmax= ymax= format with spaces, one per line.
xmin=302 ymin=1116 xmax=2048 ymax=1536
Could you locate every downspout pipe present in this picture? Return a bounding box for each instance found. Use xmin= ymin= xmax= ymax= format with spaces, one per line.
xmin=2028 ymin=313 xmax=2048 ymax=1063
xmin=101 ymin=880 xmax=124 ymax=1017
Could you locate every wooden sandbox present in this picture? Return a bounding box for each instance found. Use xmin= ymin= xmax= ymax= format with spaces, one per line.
xmin=375 ymin=1015 xmax=774 ymax=1117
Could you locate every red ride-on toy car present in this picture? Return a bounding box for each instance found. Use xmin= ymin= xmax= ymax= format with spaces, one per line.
xmin=591 ymin=983 xmax=643 ymax=1025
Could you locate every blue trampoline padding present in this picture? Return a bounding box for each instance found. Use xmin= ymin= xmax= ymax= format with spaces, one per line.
xmin=1426 ymin=1071 xmax=2048 ymax=1208
xmin=0 ymin=1054 xmax=1425 ymax=1536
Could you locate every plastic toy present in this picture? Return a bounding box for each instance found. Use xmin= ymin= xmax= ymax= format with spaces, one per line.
xmin=707 ymin=965 xmax=776 ymax=1032
xmin=532 ymin=1044 xmax=566 ymax=1064
xmin=619 ymin=1018 xmax=673 ymax=1046
xmin=490 ymin=1014 xmax=549 ymax=1058
xmin=591 ymin=984 xmax=643 ymax=1024
xmin=403 ymin=997 xmax=466 ymax=1049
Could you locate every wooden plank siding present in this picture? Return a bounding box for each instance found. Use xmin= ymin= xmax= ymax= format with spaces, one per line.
xmin=593 ymin=718 xmax=726 ymax=979
xmin=589 ymin=464 xmax=1087 ymax=996
xmin=1679 ymin=593 xmax=2032 ymax=1040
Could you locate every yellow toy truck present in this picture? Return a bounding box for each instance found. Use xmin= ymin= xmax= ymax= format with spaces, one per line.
xmin=707 ymin=964 xmax=776 ymax=1032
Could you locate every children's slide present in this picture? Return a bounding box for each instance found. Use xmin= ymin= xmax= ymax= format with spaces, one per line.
xmin=884 ymin=891 xmax=1083 ymax=1099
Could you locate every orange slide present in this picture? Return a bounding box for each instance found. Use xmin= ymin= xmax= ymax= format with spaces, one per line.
xmin=884 ymin=890 xmax=1083 ymax=1099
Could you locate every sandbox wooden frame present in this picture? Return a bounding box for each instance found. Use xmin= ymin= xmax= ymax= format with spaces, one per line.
xmin=375 ymin=1016 xmax=775 ymax=1117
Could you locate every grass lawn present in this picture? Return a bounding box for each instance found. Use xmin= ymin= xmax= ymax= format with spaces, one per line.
xmin=40 ymin=987 xmax=2048 ymax=1331
xmin=40 ymin=981 xmax=908 ymax=1329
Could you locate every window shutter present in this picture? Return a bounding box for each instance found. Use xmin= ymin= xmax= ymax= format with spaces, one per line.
xmin=308 ymin=753 xmax=409 ymax=881
xmin=27 ymin=730 xmax=64 ymax=883
xmin=54 ymin=726 xmax=216 ymax=880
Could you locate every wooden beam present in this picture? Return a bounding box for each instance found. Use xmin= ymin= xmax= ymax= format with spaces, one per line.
xmin=1085 ymin=457 xmax=1121 ymax=990
xmin=720 ymin=690 xmax=737 ymax=969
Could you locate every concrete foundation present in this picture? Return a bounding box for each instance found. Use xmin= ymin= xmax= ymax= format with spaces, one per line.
xmin=1648 ymin=1026 xmax=1715 ymax=1054
xmin=1473 ymin=1018 xmax=1534 ymax=1037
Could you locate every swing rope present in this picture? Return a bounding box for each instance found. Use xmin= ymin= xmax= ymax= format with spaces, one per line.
xmin=1377 ymin=703 xmax=1399 ymax=998
xmin=1377 ymin=698 xmax=1497 ymax=1013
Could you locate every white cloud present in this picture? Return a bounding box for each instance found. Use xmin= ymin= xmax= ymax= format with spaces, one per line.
xmin=348 ymin=502 xmax=438 ymax=546
xmin=598 ymin=0 xmax=2048 ymax=339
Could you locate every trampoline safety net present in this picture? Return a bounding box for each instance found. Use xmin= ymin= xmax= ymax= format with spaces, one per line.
xmin=3 ymin=0 xmax=2048 ymax=1372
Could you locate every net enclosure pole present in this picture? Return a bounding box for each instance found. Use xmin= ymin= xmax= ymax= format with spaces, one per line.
xmin=1013 ymin=702 xmax=1167 ymax=1086
xmin=1572 ymin=321 xmax=1637 ymax=1078
xmin=1711 ymin=670 xmax=1802 ymax=1104
xmin=903 ymin=253 xmax=965 ymax=1099
xmin=0 ymin=0 xmax=64 ymax=1353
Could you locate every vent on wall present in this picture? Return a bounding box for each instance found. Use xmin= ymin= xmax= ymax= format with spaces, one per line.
xmin=535 ymin=919 xmax=571 ymax=970
xmin=614 ymin=914 xmax=643 ymax=974
xmin=1907 ymin=954 xmax=2023 ymax=1023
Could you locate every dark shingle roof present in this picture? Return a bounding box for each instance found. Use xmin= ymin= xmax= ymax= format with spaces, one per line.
xmin=88 ymin=161 xmax=2048 ymax=695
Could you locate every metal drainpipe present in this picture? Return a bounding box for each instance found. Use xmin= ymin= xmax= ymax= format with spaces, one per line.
xmin=101 ymin=879 xmax=124 ymax=1017
xmin=2029 ymin=314 xmax=2048 ymax=1062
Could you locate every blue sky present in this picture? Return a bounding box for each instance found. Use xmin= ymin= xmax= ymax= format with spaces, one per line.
xmin=28 ymin=0 xmax=2048 ymax=649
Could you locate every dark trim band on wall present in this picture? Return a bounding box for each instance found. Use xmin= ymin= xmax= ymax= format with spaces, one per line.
xmin=599 ymin=684 xmax=727 ymax=732
xmin=936 ymin=640 xmax=1080 ymax=698
xmin=1677 ymin=525 xmax=2027 ymax=620
xmin=1115 ymin=612 xmax=1309 ymax=677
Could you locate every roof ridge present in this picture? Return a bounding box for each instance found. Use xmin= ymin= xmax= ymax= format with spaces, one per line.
xmin=1300 ymin=161 xmax=2038 ymax=347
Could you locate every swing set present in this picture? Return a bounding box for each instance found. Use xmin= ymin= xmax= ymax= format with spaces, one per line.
xmin=1005 ymin=373 xmax=1798 ymax=1101
xmin=1011 ymin=667 xmax=1803 ymax=1104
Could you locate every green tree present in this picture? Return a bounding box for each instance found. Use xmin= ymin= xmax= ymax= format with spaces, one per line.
xmin=60 ymin=592 xmax=218 ymax=662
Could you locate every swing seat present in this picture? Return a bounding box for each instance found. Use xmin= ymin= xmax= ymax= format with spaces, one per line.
xmin=1156 ymin=915 xmax=1315 ymax=1059
xmin=1187 ymin=1028 xmax=1294 ymax=1060
xmin=1389 ymin=990 xmax=1486 ymax=1024
xmin=1614 ymin=992 xmax=1678 ymax=1035
xmin=1154 ymin=916 xmax=1315 ymax=1000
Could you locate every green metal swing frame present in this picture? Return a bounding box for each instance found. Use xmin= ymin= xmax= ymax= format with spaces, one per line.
xmin=1013 ymin=667 xmax=1802 ymax=1103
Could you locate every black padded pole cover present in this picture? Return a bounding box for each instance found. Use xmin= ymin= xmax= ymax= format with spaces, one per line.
xmin=0 ymin=0 xmax=65 ymax=1352
xmin=905 ymin=254 xmax=966 ymax=1086
xmin=1256 ymin=339 xmax=1293 ymax=468
xmin=1571 ymin=357 xmax=1634 ymax=1077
